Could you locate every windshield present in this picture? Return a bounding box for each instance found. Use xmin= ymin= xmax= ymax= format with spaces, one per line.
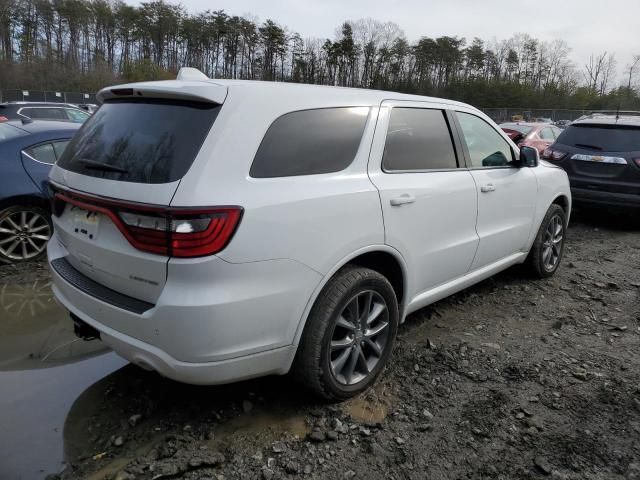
xmin=56 ymin=99 xmax=221 ymax=183
xmin=556 ymin=124 xmax=640 ymax=152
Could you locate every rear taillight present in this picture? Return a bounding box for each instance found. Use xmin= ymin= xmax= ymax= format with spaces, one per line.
xmin=53 ymin=190 xmax=242 ymax=258
xmin=0 ymin=116 xmax=8 ymax=122
xmin=543 ymin=148 xmax=567 ymax=162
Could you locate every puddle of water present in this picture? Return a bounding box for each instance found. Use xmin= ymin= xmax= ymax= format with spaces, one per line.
xmin=0 ymin=279 xmax=128 ymax=479
xmin=0 ymin=280 xmax=111 ymax=370
xmin=83 ymin=458 xmax=132 ymax=480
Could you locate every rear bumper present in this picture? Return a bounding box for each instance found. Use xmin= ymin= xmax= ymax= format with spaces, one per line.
xmin=55 ymin=283 xmax=297 ymax=385
xmin=47 ymin=233 xmax=321 ymax=385
xmin=571 ymin=187 xmax=640 ymax=209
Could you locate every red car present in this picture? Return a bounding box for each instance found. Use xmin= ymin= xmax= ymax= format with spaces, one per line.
xmin=500 ymin=123 xmax=563 ymax=154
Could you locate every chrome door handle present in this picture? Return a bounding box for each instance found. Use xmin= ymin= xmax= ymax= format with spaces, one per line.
xmin=480 ymin=184 xmax=496 ymax=193
xmin=390 ymin=194 xmax=416 ymax=206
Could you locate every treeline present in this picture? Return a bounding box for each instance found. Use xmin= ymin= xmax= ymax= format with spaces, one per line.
xmin=1 ymin=0 xmax=639 ymax=109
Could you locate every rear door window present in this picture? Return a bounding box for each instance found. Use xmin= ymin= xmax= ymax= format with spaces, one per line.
xmin=57 ymin=99 xmax=221 ymax=183
xmin=556 ymin=125 xmax=640 ymax=152
xmin=250 ymin=107 xmax=369 ymax=178
xmin=22 ymin=108 xmax=67 ymax=120
xmin=24 ymin=143 xmax=57 ymax=164
xmin=383 ymin=108 xmax=458 ymax=171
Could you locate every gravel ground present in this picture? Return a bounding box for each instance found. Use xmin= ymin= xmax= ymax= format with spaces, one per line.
xmin=3 ymin=209 xmax=640 ymax=480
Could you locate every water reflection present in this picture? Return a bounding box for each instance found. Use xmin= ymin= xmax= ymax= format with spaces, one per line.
xmin=0 ymin=278 xmax=127 ymax=479
xmin=0 ymin=279 xmax=110 ymax=370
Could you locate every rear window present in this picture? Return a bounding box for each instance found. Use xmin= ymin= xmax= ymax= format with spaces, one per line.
xmin=57 ymin=99 xmax=221 ymax=183
xmin=0 ymin=123 xmax=27 ymax=142
xmin=556 ymin=124 xmax=640 ymax=152
xmin=250 ymin=107 xmax=369 ymax=178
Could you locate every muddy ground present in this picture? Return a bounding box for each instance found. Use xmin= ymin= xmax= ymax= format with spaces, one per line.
xmin=2 ymin=209 xmax=640 ymax=480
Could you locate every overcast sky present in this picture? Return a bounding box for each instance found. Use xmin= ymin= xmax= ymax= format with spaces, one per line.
xmin=167 ymin=0 xmax=639 ymax=82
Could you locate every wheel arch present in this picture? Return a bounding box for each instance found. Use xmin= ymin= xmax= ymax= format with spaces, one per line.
xmin=0 ymin=194 xmax=50 ymax=213
xmin=292 ymin=245 xmax=409 ymax=346
xmin=551 ymin=193 xmax=571 ymax=223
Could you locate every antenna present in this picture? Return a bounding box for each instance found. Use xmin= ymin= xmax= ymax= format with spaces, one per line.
xmin=176 ymin=67 xmax=209 ymax=81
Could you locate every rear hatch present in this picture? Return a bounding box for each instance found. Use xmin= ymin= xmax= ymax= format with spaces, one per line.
xmin=547 ymin=123 xmax=640 ymax=196
xmin=49 ymin=84 xmax=227 ymax=304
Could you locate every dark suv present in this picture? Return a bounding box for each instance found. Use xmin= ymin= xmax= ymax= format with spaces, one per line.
xmin=543 ymin=113 xmax=640 ymax=209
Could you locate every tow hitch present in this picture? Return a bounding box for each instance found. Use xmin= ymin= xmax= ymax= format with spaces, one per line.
xmin=71 ymin=312 xmax=101 ymax=341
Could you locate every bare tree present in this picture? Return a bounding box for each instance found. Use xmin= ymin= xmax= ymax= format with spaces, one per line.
xmin=583 ymin=52 xmax=613 ymax=95
xmin=626 ymin=54 xmax=640 ymax=90
xmin=599 ymin=54 xmax=617 ymax=96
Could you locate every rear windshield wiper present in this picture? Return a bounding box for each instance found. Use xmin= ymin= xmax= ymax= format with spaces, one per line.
xmin=574 ymin=143 xmax=603 ymax=151
xmin=77 ymin=158 xmax=128 ymax=174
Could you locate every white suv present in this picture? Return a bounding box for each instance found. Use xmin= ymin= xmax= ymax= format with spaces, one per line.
xmin=47 ymin=68 xmax=571 ymax=400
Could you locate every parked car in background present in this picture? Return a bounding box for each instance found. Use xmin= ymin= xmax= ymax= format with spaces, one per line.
xmin=500 ymin=122 xmax=563 ymax=154
xmin=0 ymin=102 xmax=90 ymax=123
xmin=532 ymin=117 xmax=553 ymax=124
xmin=0 ymin=120 xmax=80 ymax=263
xmin=543 ymin=113 xmax=640 ymax=210
xmin=47 ymin=69 xmax=571 ymax=400
xmin=554 ymin=120 xmax=572 ymax=129
xmin=75 ymin=103 xmax=99 ymax=114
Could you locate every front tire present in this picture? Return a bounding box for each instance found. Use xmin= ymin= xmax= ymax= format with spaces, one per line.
xmin=527 ymin=204 xmax=567 ymax=278
xmin=293 ymin=266 xmax=399 ymax=401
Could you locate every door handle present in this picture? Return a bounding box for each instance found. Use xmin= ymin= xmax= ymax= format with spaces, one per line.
xmin=390 ymin=194 xmax=416 ymax=206
xmin=480 ymin=184 xmax=496 ymax=193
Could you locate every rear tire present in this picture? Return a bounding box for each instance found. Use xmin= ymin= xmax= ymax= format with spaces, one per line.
xmin=293 ymin=266 xmax=399 ymax=401
xmin=0 ymin=205 xmax=52 ymax=264
xmin=527 ymin=204 xmax=567 ymax=278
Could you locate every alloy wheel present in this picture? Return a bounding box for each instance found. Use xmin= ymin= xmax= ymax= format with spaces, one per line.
xmin=0 ymin=210 xmax=52 ymax=261
xmin=542 ymin=214 xmax=563 ymax=271
xmin=329 ymin=290 xmax=390 ymax=385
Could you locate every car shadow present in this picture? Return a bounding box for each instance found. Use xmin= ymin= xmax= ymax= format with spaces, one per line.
xmin=569 ymin=206 xmax=640 ymax=231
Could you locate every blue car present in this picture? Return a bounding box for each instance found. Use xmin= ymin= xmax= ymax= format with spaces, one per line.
xmin=0 ymin=120 xmax=80 ymax=263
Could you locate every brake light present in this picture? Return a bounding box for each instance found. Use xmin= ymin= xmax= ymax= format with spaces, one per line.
xmin=0 ymin=116 xmax=8 ymax=122
xmin=53 ymin=190 xmax=242 ymax=258
xmin=543 ymin=148 xmax=567 ymax=161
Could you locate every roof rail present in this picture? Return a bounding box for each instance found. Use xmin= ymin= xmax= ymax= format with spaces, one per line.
xmin=586 ymin=110 xmax=640 ymax=117
xmin=176 ymin=67 xmax=209 ymax=81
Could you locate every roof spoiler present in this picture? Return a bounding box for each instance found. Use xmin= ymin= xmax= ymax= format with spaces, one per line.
xmin=97 ymin=68 xmax=226 ymax=105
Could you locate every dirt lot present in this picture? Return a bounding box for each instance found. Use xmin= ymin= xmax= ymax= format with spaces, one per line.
xmin=2 ymin=209 xmax=640 ymax=480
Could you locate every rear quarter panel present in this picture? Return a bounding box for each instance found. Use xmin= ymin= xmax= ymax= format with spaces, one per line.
xmin=172 ymin=94 xmax=385 ymax=276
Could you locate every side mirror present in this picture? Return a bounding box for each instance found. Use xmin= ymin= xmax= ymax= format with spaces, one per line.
xmin=519 ymin=146 xmax=539 ymax=167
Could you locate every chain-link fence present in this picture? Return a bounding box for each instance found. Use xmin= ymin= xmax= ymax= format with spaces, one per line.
xmin=0 ymin=91 xmax=597 ymax=123
xmin=481 ymin=108 xmax=592 ymax=124
xmin=0 ymin=89 xmax=98 ymax=104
